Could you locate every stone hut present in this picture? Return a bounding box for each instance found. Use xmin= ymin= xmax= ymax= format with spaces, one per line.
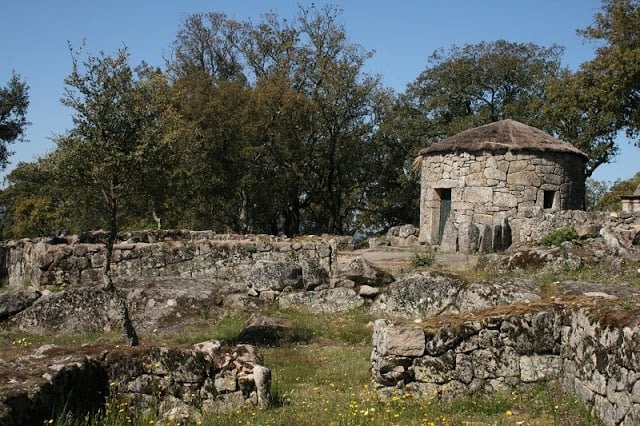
xmin=417 ymin=119 xmax=588 ymax=252
xmin=621 ymin=185 xmax=640 ymax=213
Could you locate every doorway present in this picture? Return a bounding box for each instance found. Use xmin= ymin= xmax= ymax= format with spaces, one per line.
xmin=437 ymin=188 xmax=451 ymax=244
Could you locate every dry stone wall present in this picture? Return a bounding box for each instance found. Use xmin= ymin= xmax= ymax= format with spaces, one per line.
xmin=372 ymin=302 xmax=640 ymax=426
xmin=1 ymin=231 xmax=337 ymax=291
xmin=0 ymin=340 xmax=270 ymax=425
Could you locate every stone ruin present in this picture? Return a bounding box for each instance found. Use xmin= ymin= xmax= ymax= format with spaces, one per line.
xmin=0 ymin=340 xmax=270 ymax=425
xmin=371 ymin=301 xmax=640 ymax=426
xmin=0 ymin=215 xmax=638 ymax=424
xmin=622 ymin=185 xmax=640 ymax=214
xmin=417 ymin=119 xmax=587 ymax=253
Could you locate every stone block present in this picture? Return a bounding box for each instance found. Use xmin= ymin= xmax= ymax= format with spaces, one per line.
xmin=464 ymin=187 xmax=493 ymax=204
xmin=519 ymin=355 xmax=561 ymax=382
xmin=484 ymin=167 xmax=506 ymax=181
xmin=493 ymin=192 xmax=518 ymax=208
xmin=507 ymin=171 xmax=541 ymax=187
xmin=376 ymin=324 xmax=425 ymax=357
xmin=413 ymin=351 xmax=455 ymax=384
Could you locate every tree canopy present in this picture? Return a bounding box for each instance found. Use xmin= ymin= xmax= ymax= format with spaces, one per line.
xmin=1 ymin=2 xmax=639 ymax=240
xmin=0 ymin=72 xmax=29 ymax=170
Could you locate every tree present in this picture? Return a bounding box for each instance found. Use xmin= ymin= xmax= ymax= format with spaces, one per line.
xmin=0 ymin=160 xmax=65 ymax=239
xmin=585 ymin=178 xmax=611 ymax=211
xmin=541 ymin=70 xmax=618 ymax=176
xmin=0 ymin=72 xmax=29 ymax=169
xmin=594 ymin=171 xmax=640 ymax=211
xmin=578 ymin=0 xmax=640 ymax=141
xmin=167 ymin=5 xmax=388 ymax=235
xmin=56 ymin=46 xmax=152 ymax=346
xmin=404 ymin=40 xmax=565 ymax=144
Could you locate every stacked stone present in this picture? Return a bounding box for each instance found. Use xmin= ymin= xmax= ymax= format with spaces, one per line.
xmin=372 ymin=304 xmax=640 ymax=425
xmin=420 ymin=150 xmax=584 ymax=252
xmin=0 ymin=340 xmax=271 ymax=425
xmin=2 ymin=232 xmax=336 ymax=290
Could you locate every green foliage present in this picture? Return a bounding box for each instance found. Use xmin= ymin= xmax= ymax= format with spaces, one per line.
xmin=411 ymin=245 xmax=436 ymax=269
xmin=595 ymin=171 xmax=640 ymax=211
xmin=4 ymin=2 xmax=640 ymax=238
xmin=404 ymin=40 xmax=564 ymax=144
xmin=0 ymin=72 xmax=29 ymax=170
xmin=0 ymin=160 xmax=67 ymax=239
xmin=585 ymin=178 xmax=611 ymax=211
xmin=578 ymin=0 xmax=640 ymax=143
xmin=540 ymin=226 xmax=579 ymax=246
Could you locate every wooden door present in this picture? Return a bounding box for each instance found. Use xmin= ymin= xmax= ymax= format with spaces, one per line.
xmin=438 ymin=189 xmax=451 ymax=244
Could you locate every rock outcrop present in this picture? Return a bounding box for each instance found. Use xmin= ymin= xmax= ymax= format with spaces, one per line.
xmin=369 ymin=271 xmax=540 ymax=319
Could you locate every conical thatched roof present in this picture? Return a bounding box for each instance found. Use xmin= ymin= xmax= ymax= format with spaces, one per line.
xmin=418 ymin=119 xmax=588 ymax=160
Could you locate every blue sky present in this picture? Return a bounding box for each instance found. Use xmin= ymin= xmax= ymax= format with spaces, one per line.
xmin=1 ymin=0 xmax=637 ymax=183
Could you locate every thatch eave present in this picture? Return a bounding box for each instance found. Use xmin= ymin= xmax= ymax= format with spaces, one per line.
xmin=418 ymin=119 xmax=589 ymax=161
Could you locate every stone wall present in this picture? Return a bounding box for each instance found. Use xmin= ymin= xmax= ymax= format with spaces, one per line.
xmin=419 ymin=150 xmax=585 ymax=252
xmin=2 ymin=231 xmax=337 ymax=290
xmin=0 ymin=340 xmax=270 ymax=425
xmin=372 ymin=302 xmax=640 ymax=426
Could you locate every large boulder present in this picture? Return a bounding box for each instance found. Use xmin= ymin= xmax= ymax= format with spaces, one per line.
xmin=247 ymin=260 xmax=303 ymax=292
xmin=0 ymin=289 xmax=40 ymax=320
xmin=6 ymin=277 xmax=248 ymax=334
xmin=278 ymin=287 xmax=364 ymax=313
xmin=336 ymin=257 xmax=394 ymax=287
xmin=386 ymin=224 xmax=419 ymax=247
xmin=8 ymin=287 xmax=123 ymax=333
xmin=369 ymin=271 xmax=540 ymax=319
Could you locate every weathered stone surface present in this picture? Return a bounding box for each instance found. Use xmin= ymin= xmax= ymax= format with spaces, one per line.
xmin=336 ymin=256 xmax=394 ymax=287
xmin=369 ymin=271 xmax=540 ymax=319
xmin=358 ymin=285 xmax=379 ymax=297
xmin=1 ymin=232 xmax=335 ymax=290
xmin=6 ymin=277 xmax=249 ymax=334
xmin=8 ymin=287 xmax=124 ymax=334
xmin=0 ymin=340 xmax=270 ymax=425
xmin=372 ymin=302 xmax=640 ymax=426
xmin=419 ymin=129 xmax=590 ymax=253
xmin=247 ymin=260 xmax=303 ymax=292
xmin=0 ymin=289 xmax=41 ymax=320
xmin=373 ymin=320 xmax=425 ymax=357
xmin=388 ymin=224 xmax=419 ymax=239
xmin=278 ymin=287 xmax=364 ymax=313
xmin=480 ymin=224 xmax=640 ymax=278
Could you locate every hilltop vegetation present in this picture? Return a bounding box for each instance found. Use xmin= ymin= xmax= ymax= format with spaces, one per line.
xmin=1 ymin=1 xmax=639 ymax=240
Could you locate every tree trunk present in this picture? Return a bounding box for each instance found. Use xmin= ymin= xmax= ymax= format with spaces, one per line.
xmin=102 ymin=192 xmax=139 ymax=346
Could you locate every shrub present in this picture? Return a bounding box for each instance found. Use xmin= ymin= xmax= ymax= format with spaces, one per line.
xmin=540 ymin=226 xmax=579 ymax=246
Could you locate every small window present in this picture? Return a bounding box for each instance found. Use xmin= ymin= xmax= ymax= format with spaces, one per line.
xmin=543 ymin=190 xmax=556 ymax=209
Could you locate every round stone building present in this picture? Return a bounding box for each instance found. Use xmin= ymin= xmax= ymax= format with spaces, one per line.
xmin=417 ymin=119 xmax=588 ymax=253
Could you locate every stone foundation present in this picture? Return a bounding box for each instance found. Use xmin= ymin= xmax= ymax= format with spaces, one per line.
xmin=0 ymin=340 xmax=270 ymax=425
xmin=372 ymin=302 xmax=640 ymax=425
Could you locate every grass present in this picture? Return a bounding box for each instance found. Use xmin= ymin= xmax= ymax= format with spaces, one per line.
xmin=48 ymin=343 xmax=597 ymax=426
xmin=5 ymin=305 xmax=600 ymax=426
